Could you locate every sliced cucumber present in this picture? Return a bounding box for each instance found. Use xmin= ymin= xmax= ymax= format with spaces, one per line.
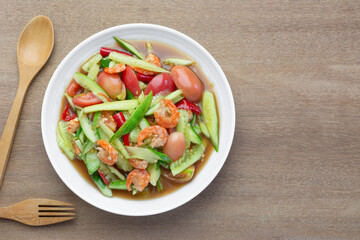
xmin=83 ymin=100 xmax=138 ymax=113
xmin=109 ymin=52 xmax=169 ymax=74
xmin=170 ymin=143 xmax=206 ymax=176
xmin=115 ymin=153 xmax=133 ymax=172
xmin=199 ymin=121 xmax=210 ymax=138
xmin=188 ymin=125 xmax=202 ymax=144
xmin=56 ymin=121 xmax=75 ymax=159
xmin=147 ymin=163 xmax=161 ymax=186
xmin=74 ymin=139 xmax=84 ymax=152
xmin=97 ymin=127 xmax=110 ymax=142
xmin=73 ymin=72 xmax=109 ymax=103
xmin=98 ymin=162 xmax=118 ymax=183
xmin=87 ymin=63 xmax=99 ymax=81
xmin=74 ymin=126 xmax=82 ymax=138
xmin=139 ymin=118 xmax=150 ymax=130
xmin=201 ymin=91 xmax=219 ymax=151
xmin=145 ymin=90 xmax=183 ymax=116
xmin=107 ymin=165 xmax=125 ymax=180
xmin=84 ymin=150 xmax=100 ymax=175
xmin=108 ymin=60 xmax=117 ymax=68
xmin=163 ymin=58 xmax=195 ymax=66
xmin=176 ymin=110 xmax=191 ymax=148
xmin=64 ymin=92 xmax=76 ymax=110
xmin=113 ymin=37 xmax=145 ymax=60
xmin=129 ymin=127 xmax=141 ymax=143
xmin=125 ymin=147 xmax=171 ymax=163
xmin=80 ymin=142 xmax=94 ymax=160
xmin=91 ymin=171 xmax=112 ymax=197
xmin=82 ymin=53 xmax=102 ymax=72
xmin=109 ymin=180 xmax=127 ymax=190
xmin=92 ymin=111 xmax=101 ymax=129
xmin=78 ymin=110 xmax=98 ymax=143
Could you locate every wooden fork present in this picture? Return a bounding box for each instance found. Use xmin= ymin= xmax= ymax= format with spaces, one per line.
xmin=0 ymin=198 xmax=75 ymax=226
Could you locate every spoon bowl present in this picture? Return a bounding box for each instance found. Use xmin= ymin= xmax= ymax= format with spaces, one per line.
xmin=0 ymin=15 xmax=54 ymax=188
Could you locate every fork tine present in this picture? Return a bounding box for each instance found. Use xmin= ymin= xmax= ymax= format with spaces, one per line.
xmin=39 ymin=211 xmax=75 ymax=217
xmin=39 ymin=207 xmax=75 ymax=212
xmin=35 ymin=198 xmax=74 ymax=207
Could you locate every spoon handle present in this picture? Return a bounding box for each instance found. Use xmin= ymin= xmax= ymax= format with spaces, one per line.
xmin=0 ymin=86 xmax=27 ymax=189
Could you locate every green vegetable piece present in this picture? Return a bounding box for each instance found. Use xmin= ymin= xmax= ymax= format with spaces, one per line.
xmin=113 ymin=37 xmax=145 ymax=60
xmin=163 ymin=58 xmax=196 ymax=66
xmin=147 ymin=163 xmax=161 ymax=186
xmin=98 ymin=162 xmax=118 ymax=183
xmin=97 ymin=127 xmax=110 ymax=142
xmin=109 ymin=180 xmax=127 ymax=190
xmin=110 ymin=92 xmax=153 ymax=141
xmin=87 ymin=63 xmax=100 ymax=81
xmin=78 ymin=110 xmax=98 ymax=143
xmin=145 ymin=90 xmax=183 ymax=116
xmin=139 ymin=118 xmax=150 ymax=130
xmin=73 ymin=72 xmax=110 ymax=103
xmin=74 ymin=139 xmax=83 ymax=152
xmin=108 ymin=60 xmax=117 ymax=68
xmin=80 ymin=142 xmax=95 ymax=160
xmin=126 ymin=89 xmax=134 ymax=99
xmin=188 ymin=125 xmax=202 ymax=144
xmin=176 ymin=109 xmax=191 ymax=148
xmin=108 ymin=52 xmax=169 ymax=74
xmin=64 ymin=92 xmax=76 ymax=110
xmin=82 ymin=53 xmax=102 ymax=72
xmin=199 ymin=121 xmax=210 ymax=138
xmin=129 ymin=127 xmax=141 ymax=143
xmin=201 ymin=91 xmax=219 ymax=151
xmin=91 ymin=171 xmax=112 ymax=197
xmin=156 ymin=178 xmax=163 ymax=192
xmin=74 ymin=126 xmax=83 ymax=138
xmin=170 ymin=142 xmax=206 ymax=176
xmin=56 ymin=121 xmax=75 ymax=159
xmin=83 ymin=100 xmax=139 ymax=113
xmin=92 ymin=111 xmax=101 ymax=129
xmin=125 ymin=147 xmax=171 ymax=163
xmin=85 ymin=150 xmax=100 ymax=175
xmin=100 ymin=57 xmax=110 ymax=68
xmin=107 ymin=165 xmax=125 ymax=180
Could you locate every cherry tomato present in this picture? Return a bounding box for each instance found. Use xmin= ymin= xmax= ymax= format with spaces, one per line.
xmin=72 ymin=92 xmax=103 ymax=108
xmin=96 ymin=71 xmax=126 ymax=99
xmin=137 ymin=72 xmax=154 ymax=83
xmin=144 ymin=73 xmax=176 ymax=96
xmin=171 ymin=65 xmax=203 ymax=102
xmin=61 ymin=103 xmax=77 ymax=121
xmin=163 ymin=132 xmax=186 ymax=161
xmin=121 ymin=66 xmax=141 ymax=97
xmin=101 ymin=111 xmax=117 ymax=132
xmin=67 ymin=80 xmax=83 ymax=97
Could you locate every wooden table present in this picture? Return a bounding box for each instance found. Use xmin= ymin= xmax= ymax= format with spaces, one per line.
xmin=1 ymin=1 xmax=360 ymax=239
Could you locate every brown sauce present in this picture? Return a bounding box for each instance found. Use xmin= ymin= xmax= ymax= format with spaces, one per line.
xmin=60 ymin=40 xmax=217 ymax=200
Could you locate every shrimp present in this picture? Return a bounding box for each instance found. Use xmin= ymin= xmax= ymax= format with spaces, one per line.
xmin=129 ymin=158 xmax=148 ymax=170
xmin=126 ymin=169 xmax=150 ymax=192
xmin=154 ymin=99 xmax=180 ymax=128
xmin=68 ymin=117 xmax=80 ymax=134
xmin=96 ymin=139 xmax=118 ymax=165
xmin=137 ymin=125 xmax=168 ymax=148
xmin=72 ymin=140 xmax=81 ymax=155
xmin=104 ymin=63 xmax=126 ymax=74
xmin=133 ymin=53 xmax=161 ymax=75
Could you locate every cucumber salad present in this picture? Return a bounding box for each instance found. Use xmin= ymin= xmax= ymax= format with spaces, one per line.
xmin=57 ymin=37 xmax=219 ymax=198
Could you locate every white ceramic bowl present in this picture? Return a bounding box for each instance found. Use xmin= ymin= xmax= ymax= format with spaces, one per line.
xmin=41 ymin=23 xmax=235 ymax=216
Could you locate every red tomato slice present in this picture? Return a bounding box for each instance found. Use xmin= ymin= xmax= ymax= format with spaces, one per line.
xmin=61 ymin=103 xmax=77 ymax=121
xmin=144 ymin=73 xmax=176 ymax=96
xmin=72 ymin=92 xmax=103 ymax=108
xmin=67 ymin=80 xmax=84 ymax=97
xmin=121 ymin=66 xmax=141 ymax=97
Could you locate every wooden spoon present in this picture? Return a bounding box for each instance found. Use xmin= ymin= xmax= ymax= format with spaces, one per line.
xmin=0 ymin=15 xmax=54 ymax=188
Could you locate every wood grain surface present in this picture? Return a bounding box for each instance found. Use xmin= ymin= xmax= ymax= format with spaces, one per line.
xmin=1 ymin=0 xmax=360 ymax=239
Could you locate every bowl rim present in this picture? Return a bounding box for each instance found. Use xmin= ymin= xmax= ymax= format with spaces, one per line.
xmin=41 ymin=23 xmax=236 ymax=216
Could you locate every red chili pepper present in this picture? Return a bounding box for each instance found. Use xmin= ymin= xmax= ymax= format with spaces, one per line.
xmin=176 ymin=99 xmax=201 ymax=114
xmin=100 ymin=47 xmax=132 ymax=57
xmin=136 ymin=72 xmax=154 ymax=83
xmin=98 ymin=170 xmax=110 ymax=185
xmin=61 ymin=103 xmax=77 ymax=121
xmin=113 ymin=112 xmax=130 ymax=146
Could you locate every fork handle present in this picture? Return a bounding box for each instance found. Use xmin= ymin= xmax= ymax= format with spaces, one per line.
xmin=0 ymin=86 xmax=27 ymax=189
xmin=0 ymin=206 xmax=12 ymax=219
